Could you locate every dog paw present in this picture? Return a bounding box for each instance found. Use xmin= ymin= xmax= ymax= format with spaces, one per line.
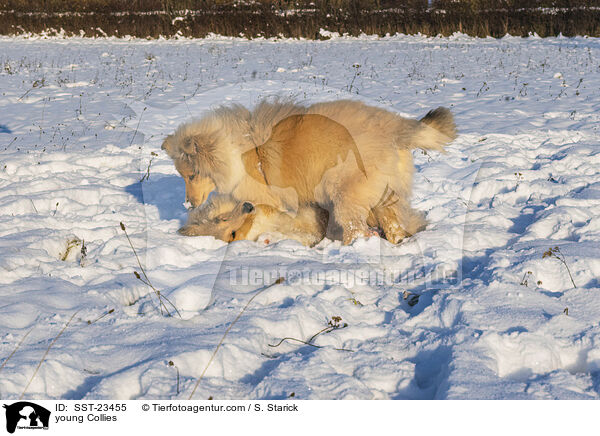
xmin=342 ymin=227 xmax=374 ymax=245
xmin=178 ymin=225 xmax=199 ymax=236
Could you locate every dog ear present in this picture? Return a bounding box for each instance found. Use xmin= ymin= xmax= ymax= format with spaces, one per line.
xmin=161 ymin=135 xmax=174 ymax=152
xmin=162 ymin=134 xmax=204 ymax=157
xmin=183 ymin=135 xmax=207 ymax=156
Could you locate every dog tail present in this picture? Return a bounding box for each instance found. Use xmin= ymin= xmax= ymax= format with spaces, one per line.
xmin=408 ymin=107 xmax=457 ymax=152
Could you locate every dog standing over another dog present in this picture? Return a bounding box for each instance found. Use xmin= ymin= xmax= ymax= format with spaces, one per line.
xmin=162 ymin=99 xmax=456 ymax=245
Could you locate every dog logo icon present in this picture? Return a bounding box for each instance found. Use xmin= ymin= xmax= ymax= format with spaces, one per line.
xmin=2 ymin=402 xmax=50 ymax=433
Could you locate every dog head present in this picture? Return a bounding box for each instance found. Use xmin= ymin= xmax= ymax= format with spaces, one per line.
xmin=162 ymin=107 xmax=254 ymax=208
xmin=178 ymin=194 xmax=256 ymax=242
xmin=162 ymin=129 xmax=224 ymax=207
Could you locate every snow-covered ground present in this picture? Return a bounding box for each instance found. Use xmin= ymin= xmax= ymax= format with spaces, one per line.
xmin=1 ymin=33 xmax=599 ymax=400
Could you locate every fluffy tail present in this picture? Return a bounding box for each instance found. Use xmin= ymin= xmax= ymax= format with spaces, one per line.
xmin=420 ymin=107 xmax=456 ymax=140
xmin=408 ymin=107 xmax=457 ymax=152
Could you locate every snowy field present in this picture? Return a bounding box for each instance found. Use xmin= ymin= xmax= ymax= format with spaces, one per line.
xmin=1 ymin=33 xmax=599 ymax=400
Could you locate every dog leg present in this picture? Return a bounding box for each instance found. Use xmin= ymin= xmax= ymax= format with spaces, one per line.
xmin=370 ymin=188 xmax=406 ymax=243
xmin=371 ymin=188 xmax=426 ymax=243
xmin=374 ymin=203 xmax=426 ymax=243
xmin=330 ymin=201 xmax=371 ymax=244
xmin=372 ymin=205 xmax=408 ymax=244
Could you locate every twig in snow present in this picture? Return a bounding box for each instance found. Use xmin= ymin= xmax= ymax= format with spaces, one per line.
xmin=347 ymin=63 xmax=362 ymax=94
xmin=20 ymin=311 xmax=78 ymax=399
xmin=514 ymin=171 xmax=524 ymax=189
xmin=128 ymin=106 xmax=147 ymax=148
xmin=79 ymin=239 xmax=87 ymax=267
xmin=29 ymin=199 xmax=39 ymax=214
xmin=86 ymin=308 xmax=114 ymax=325
xmin=18 ymin=78 xmax=45 ymax=101
xmin=168 ymin=360 xmax=180 ymax=395
xmin=5 ymin=136 xmax=17 ymax=150
xmin=520 ymin=271 xmax=532 ymax=286
xmin=268 ymin=316 xmax=353 ymax=352
xmin=120 ymin=222 xmax=181 ymax=318
xmin=476 ymin=81 xmax=489 ymax=97
xmin=139 ymin=151 xmax=158 ymax=182
xmin=0 ymin=328 xmax=34 ymax=389
xmin=183 ymin=96 xmax=193 ymax=118
xmin=188 ymin=277 xmax=285 ymax=400
xmin=543 ymin=246 xmax=577 ymax=288
xmin=60 ymin=237 xmax=82 ymax=261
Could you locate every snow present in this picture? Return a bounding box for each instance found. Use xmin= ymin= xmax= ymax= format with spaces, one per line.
xmin=0 ymin=33 xmax=599 ymax=400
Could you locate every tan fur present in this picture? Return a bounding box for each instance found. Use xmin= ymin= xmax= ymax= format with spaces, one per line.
xmin=178 ymin=194 xmax=328 ymax=247
xmin=163 ymin=99 xmax=456 ymax=244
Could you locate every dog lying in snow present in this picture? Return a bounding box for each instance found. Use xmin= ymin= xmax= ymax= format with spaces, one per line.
xmin=178 ymin=194 xmax=329 ymax=247
xmin=163 ymin=99 xmax=456 ymax=244
xmin=177 ymin=193 xmax=430 ymax=247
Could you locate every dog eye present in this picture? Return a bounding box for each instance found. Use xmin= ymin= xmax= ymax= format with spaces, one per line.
xmin=188 ymin=174 xmax=196 ymax=181
xmin=242 ymin=202 xmax=254 ymax=213
xmin=231 ymin=230 xmax=236 ymax=239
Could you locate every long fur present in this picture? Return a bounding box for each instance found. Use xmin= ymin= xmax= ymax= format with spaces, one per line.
xmin=163 ymin=98 xmax=456 ymax=244
xmin=178 ymin=194 xmax=328 ymax=247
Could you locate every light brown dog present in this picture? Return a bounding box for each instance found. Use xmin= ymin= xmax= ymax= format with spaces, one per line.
xmin=163 ymin=99 xmax=456 ymax=244
xmin=178 ymin=194 xmax=329 ymax=247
